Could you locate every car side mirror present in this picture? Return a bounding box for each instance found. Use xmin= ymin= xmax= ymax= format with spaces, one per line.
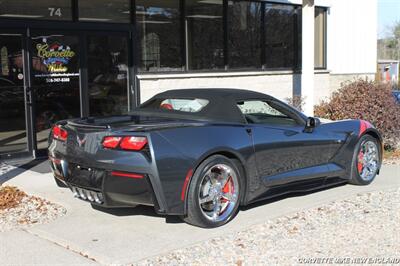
xmin=304 ymin=117 xmax=320 ymax=133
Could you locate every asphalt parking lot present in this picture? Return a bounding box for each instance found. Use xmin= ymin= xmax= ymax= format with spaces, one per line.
xmin=1 ymin=162 xmax=399 ymax=265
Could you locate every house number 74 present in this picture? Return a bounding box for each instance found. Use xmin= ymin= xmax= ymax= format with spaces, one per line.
xmin=48 ymin=7 xmax=62 ymax=17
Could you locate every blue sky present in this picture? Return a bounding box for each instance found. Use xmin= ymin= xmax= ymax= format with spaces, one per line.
xmin=378 ymin=0 xmax=400 ymax=38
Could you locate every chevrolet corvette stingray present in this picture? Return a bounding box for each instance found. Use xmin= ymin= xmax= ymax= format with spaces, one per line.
xmin=49 ymin=89 xmax=382 ymax=227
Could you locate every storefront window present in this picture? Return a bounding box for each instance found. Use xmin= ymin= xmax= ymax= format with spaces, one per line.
xmin=264 ymin=4 xmax=300 ymax=69
xmin=136 ymin=0 xmax=182 ymax=72
xmin=87 ymin=35 xmax=129 ymax=116
xmin=315 ymin=7 xmax=326 ymax=69
xmin=79 ymin=0 xmax=130 ymax=23
xmin=133 ymin=0 xmax=304 ymax=72
xmin=228 ymin=1 xmax=262 ymax=69
xmin=0 ymin=0 xmax=72 ymax=20
xmin=185 ymin=0 xmax=224 ymax=70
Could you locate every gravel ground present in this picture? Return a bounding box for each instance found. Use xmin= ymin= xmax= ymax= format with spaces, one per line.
xmin=1 ymin=163 xmax=66 ymax=232
xmin=383 ymin=157 xmax=400 ymax=165
xmin=0 ymin=192 xmax=67 ymax=232
xmin=137 ymin=188 xmax=400 ymax=266
xmin=1 ymin=162 xmax=399 ymax=264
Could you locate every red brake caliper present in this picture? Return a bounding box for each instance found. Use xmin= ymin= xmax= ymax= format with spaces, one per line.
xmin=221 ymin=176 xmax=233 ymax=202
xmin=357 ymin=150 xmax=364 ymax=174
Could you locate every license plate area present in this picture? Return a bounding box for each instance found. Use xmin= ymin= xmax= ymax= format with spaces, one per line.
xmin=66 ymin=163 xmax=104 ymax=190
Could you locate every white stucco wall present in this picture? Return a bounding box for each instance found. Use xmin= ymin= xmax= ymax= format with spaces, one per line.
xmin=138 ymin=72 xmax=374 ymax=105
xmin=326 ymin=0 xmax=377 ymax=74
xmin=138 ymin=72 xmax=295 ymax=103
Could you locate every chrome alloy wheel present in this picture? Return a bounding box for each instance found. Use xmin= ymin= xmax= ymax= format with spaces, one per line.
xmin=357 ymin=140 xmax=379 ymax=181
xmin=198 ymin=164 xmax=239 ymax=222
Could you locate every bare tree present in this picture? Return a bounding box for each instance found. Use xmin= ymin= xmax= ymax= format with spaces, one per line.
xmin=379 ymin=21 xmax=400 ymax=60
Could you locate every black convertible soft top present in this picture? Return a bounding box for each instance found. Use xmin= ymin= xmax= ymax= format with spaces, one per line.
xmin=156 ymin=88 xmax=271 ymax=99
xmin=138 ymin=88 xmax=305 ymax=124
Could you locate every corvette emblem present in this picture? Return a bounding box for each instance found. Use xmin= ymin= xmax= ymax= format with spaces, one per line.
xmin=76 ymin=135 xmax=86 ymax=147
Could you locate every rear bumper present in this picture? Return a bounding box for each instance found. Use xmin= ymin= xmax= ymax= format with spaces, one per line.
xmin=50 ymin=157 xmax=161 ymax=211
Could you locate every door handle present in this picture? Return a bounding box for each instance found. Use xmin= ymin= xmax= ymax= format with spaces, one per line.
xmin=284 ymin=130 xmax=299 ymax=136
xmin=26 ymin=89 xmax=33 ymax=104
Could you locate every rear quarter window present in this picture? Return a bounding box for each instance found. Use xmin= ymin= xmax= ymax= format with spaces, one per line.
xmin=141 ymin=98 xmax=209 ymax=113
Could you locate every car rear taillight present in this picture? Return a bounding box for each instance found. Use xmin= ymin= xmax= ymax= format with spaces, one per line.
xmin=120 ymin=136 xmax=148 ymax=151
xmin=102 ymin=136 xmax=147 ymax=151
xmin=102 ymin=136 xmax=122 ymax=149
xmin=52 ymin=125 xmax=68 ymax=142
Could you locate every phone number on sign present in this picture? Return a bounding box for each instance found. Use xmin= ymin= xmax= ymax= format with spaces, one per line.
xmin=46 ymin=77 xmax=70 ymax=83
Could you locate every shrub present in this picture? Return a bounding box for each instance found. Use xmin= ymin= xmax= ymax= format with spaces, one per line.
xmin=314 ymin=79 xmax=400 ymax=150
xmin=285 ymin=95 xmax=306 ymax=112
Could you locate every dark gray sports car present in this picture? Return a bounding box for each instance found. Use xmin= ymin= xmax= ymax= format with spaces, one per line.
xmin=49 ymin=89 xmax=382 ymax=227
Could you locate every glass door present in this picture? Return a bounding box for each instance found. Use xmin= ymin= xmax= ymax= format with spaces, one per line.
xmin=0 ymin=33 xmax=28 ymax=155
xmin=30 ymin=32 xmax=81 ymax=150
xmin=87 ymin=33 xmax=130 ymax=116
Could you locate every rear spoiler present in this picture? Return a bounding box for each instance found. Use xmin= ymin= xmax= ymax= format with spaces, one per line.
xmin=65 ymin=114 xmax=208 ymax=132
xmin=67 ymin=115 xmax=142 ymax=130
xmin=67 ymin=120 xmax=111 ymax=129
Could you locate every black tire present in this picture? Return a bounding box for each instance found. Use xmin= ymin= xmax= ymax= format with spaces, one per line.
xmin=182 ymin=155 xmax=244 ymax=228
xmin=349 ymin=134 xmax=380 ymax=185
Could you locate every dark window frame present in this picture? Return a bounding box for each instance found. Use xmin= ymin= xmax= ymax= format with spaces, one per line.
xmin=0 ymin=0 xmax=319 ymax=160
xmin=78 ymin=0 xmax=131 ymax=23
xmin=0 ymin=0 xmax=305 ymax=73
xmin=184 ymin=0 xmax=225 ymax=71
xmin=135 ymin=0 xmax=183 ymax=73
xmin=261 ymin=2 xmax=302 ymax=70
xmin=227 ymin=0 xmax=263 ymax=70
xmin=137 ymin=0 xmax=304 ymax=74
xmin=0 ymin=20 xmax=136 ymax=158
xmin=86 ymin=32 xmax=131 ymax=116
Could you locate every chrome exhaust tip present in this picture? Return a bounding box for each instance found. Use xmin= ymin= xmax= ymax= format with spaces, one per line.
xmin=78 ymin=188 xmax=87 ymax=200
xmin=71 ymin=187 xmax=79 ymax=198
xmin=93 ymin=193 xmax=102 ymax=204
xmin=71 ymin=186 xmax=104 ymax=204
xmin=87 ymin=191 xmax=94 ymax=202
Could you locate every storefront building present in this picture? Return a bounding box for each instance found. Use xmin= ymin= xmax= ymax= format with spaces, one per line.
xmin=0 ymin=0 xmax=377 ymax=160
